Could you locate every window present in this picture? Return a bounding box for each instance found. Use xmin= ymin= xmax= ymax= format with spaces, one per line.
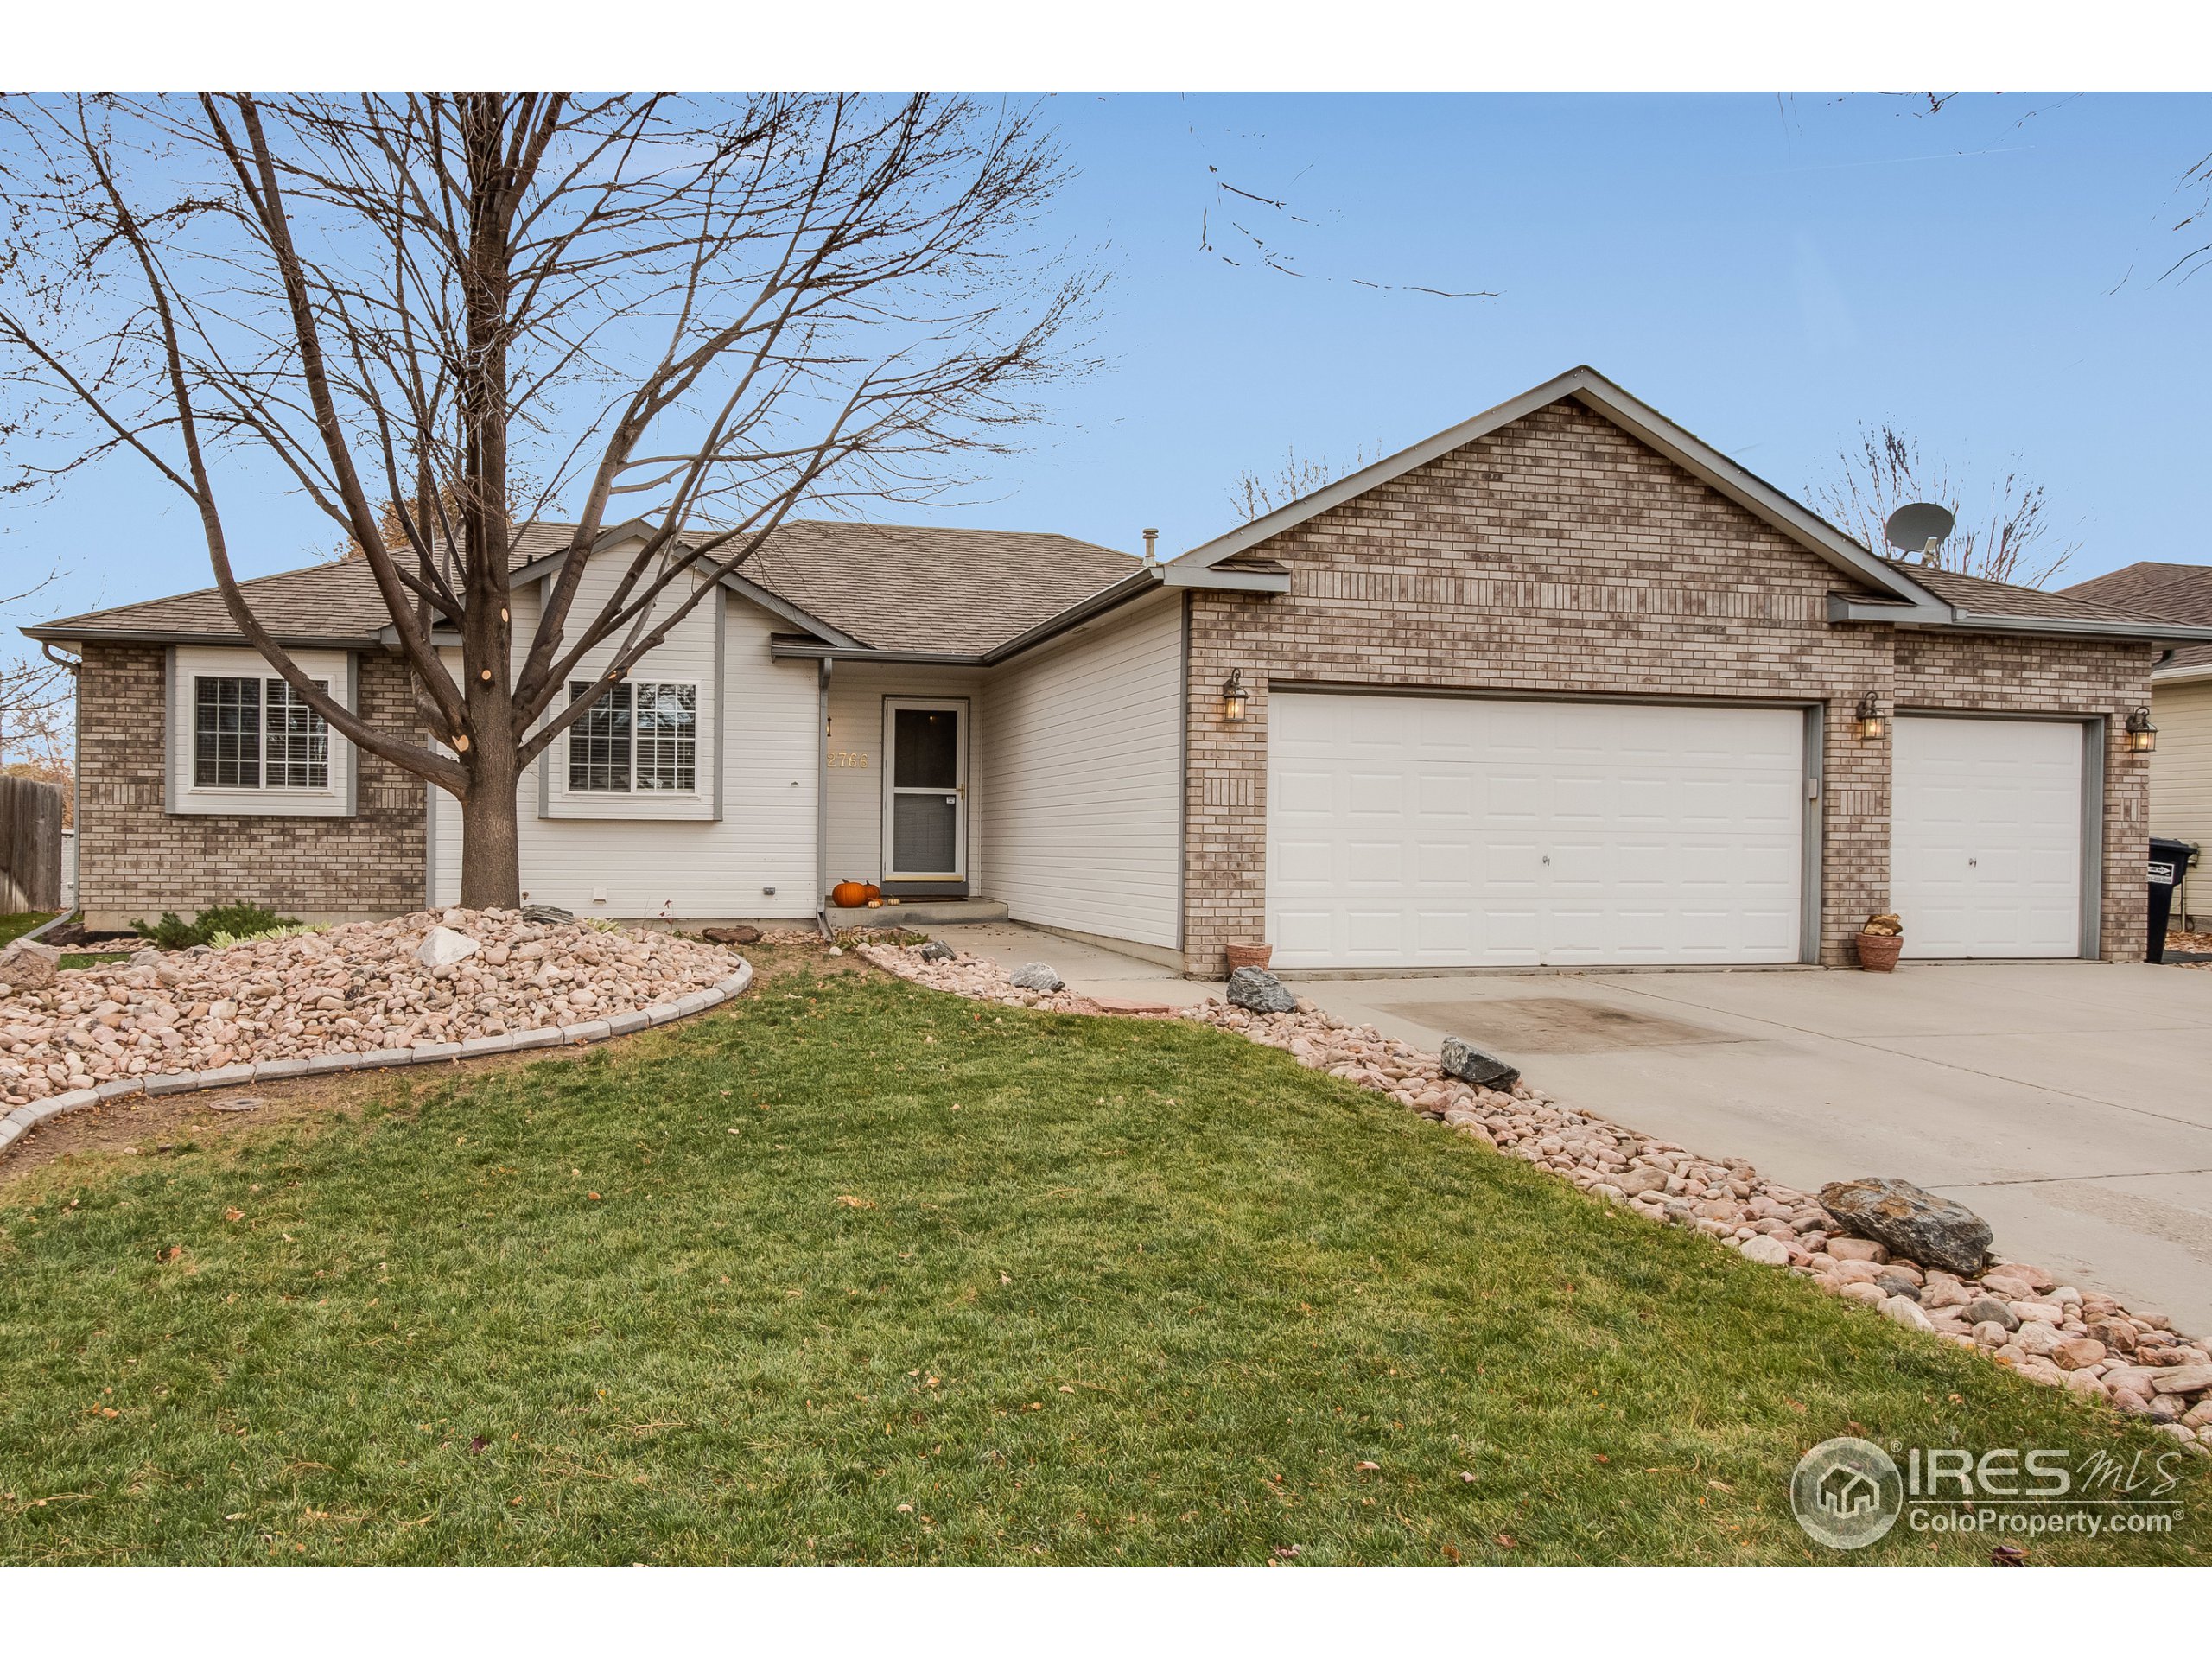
xmin=567 ymin=680 xmax=696 ymax=793
xmin=194 ymin=676 xmax=329 ymax=790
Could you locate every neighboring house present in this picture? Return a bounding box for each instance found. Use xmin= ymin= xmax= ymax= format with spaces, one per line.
xmin=29 ymin=367 xmax=2212 ymax=975
xmin=2063 ymin=561 xmax=2212 ymax=930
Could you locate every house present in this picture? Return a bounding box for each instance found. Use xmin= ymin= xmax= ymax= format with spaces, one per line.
xmin=2062 ymin=562 xmax=2212 ymax=931
xmin=1816 ymin=1463 xmax=1879 ymax=1520
xmin=29 ymin=367 xmax=2212 ymax=976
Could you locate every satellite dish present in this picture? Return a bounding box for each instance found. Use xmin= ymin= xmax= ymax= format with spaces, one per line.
xmin=1884 ymin=502 xmax=1955 ymax=556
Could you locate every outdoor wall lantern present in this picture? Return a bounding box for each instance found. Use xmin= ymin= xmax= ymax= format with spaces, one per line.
xmin=2124 ymin=706 xmax=2158 ymax=753
xmin=1854 ymin=692 xmax=1885 ymax=741
xmin=1220 ymin=668 xmax=1248 ymax=724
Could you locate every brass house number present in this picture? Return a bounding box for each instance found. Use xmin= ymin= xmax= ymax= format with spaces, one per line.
xmin=827 ymin=750 xmax=870 ymax=768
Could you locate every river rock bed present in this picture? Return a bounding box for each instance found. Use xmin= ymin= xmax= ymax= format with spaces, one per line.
xmin=862 ymin=938 xmax=2212 ymax=1446
xmin=0 ymin=908 xmax=742 ymax=1107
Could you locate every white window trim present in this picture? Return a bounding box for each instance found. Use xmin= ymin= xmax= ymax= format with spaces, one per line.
xmin=166 ymin=646 xmax=357 ymax=818
xmin=546 ymin=677 xmax=710 ymax=818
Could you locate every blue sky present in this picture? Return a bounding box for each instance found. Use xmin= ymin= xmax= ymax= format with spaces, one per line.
xmin=7 ymin=91 xmax=2209 ymax=634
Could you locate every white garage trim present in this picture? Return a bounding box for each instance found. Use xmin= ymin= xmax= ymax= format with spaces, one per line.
xmin=1266 ymin=689 xmax=1812 ymax=970
xmin=1891 ymin=711 xmax=2101 ymax=960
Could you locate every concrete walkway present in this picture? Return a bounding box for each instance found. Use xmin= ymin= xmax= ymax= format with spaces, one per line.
xmin=921 ymin=920 xmax=2212 ymax=1336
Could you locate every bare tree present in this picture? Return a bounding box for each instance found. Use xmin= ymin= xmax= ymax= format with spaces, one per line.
xmin=0 ymin=92 xmax=1092 ymax=906
xmin=1228 ymin=441 xmax=1381 ymax=522
xmin=1815 ymin=423 xmax=2077 ymax=588
xmin=1 ymin=563 xmax=73 ymax=818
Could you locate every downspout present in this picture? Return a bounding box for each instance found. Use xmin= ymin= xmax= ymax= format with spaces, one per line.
xmin=42 ymin=643 xmax=83 ymax=919
xmin=815 ymin=657 xmax=834 ymax=942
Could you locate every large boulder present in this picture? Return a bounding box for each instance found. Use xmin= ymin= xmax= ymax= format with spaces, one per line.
xmin=917 ymin=939 xmax=956 ymax=962
xmin=1439 ymin=1035 xmax=1520 ymax=1091
xmin=1224 ymin=967 xmax=1297 ymax=1014
xmin=416 ymin=926 xmax=483 ymax=969
xmin=0 ymin=938 xmax=60 ymax=991
xmin=702 ymin=925 xmax=761 ymax=945
xmin=1819 ymin=1176 xmax=1993 ymax=1278
xmin=1008 ymin=962 xmax=1063 ymax=993
xmin=520 ymin=904 xmax=574 ymax=925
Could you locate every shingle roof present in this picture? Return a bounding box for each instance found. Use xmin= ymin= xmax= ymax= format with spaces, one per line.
xmin=1878 ymin=559 xmax=2152 ymax=624
xmin=2063 ymin=561 xmax=2212 ymax=624
xmin=2059 ymin=563 xmax=2212 ymax=671
xmin=29 ymin=519 xmax=1141 ymax=658
xmin=738 ymin=521 xmax=1140 ymax=653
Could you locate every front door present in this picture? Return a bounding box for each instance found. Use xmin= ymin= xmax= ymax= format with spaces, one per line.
xmin=883 ymin=699 xmax=967 ymax=890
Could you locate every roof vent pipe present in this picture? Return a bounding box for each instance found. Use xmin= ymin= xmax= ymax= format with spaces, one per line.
xmin=1141 ymin=528 xmax=1158 ymax=567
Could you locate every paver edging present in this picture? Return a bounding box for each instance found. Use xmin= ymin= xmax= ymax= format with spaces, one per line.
xmin=0 ymin=956 xmax=753 ymax=1159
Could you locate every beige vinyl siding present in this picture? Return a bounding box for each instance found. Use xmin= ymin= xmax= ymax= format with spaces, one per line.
xmin=823 ymin=664 xmax=985 ymax=893
xmin=976 ymin=592 xmax=1183 ymax=950
xmin=2151 ymin=677 xmax=2212 ymax=927
xmin=430 ymin=550 xmax=818 ymax=917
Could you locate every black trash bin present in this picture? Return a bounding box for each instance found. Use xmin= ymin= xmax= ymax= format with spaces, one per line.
xmin=2146 ymin=837 xmax=2200 ymax=963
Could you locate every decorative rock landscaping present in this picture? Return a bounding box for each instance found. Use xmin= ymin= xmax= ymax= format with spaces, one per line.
xmin=862 ymin=941 xmax=2212 ymax=1447
xmin=0 ymin=909 xmax=753 ymax=1151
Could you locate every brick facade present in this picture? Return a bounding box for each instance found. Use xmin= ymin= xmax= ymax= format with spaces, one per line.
xmin=1181 ymin=400 xmax=2152 ymax=974
xmin=76 ymin=644 xmax=428 ymax=929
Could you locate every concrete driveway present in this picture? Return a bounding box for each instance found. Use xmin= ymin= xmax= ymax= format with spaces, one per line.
xmin=918 ymin=922 xmax=2212 ymax=1336
xmin=1291 ymin=963 xmax=2212 ymax=1336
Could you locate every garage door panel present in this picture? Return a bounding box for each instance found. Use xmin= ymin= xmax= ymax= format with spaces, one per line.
xmin=1268 ymin=694 xmax=1803 ymax=968
xmin=1893 ymin=716 xmax=2082 ymax=959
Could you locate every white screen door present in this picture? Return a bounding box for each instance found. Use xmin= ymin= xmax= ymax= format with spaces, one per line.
xmin=883 ymin=700 xmax=967 ymax=880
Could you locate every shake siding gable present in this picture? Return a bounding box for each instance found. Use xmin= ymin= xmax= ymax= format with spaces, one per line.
xmin=976 ymin=593 xmax=1185 ymax=950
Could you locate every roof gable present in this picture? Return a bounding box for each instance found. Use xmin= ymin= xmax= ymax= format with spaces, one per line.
xmin=1166 ymin=365 xmax=1935 ymax=605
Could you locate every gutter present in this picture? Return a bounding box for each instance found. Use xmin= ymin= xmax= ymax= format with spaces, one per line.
xmin=1827 ymin=591 xmax=2212 ymax=646
xmin=23 ymin=628 xmax=389 ymax=651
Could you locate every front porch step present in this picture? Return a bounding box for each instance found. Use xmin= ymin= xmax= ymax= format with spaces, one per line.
xmin=825 ymin=898 xmax=1010 ymax=928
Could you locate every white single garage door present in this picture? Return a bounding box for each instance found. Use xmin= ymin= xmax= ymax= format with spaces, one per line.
xmin=1891 ymin=716 xmax=2083 ymax=958
xmin=1267 ymin=693 xmax=1805 ymax=969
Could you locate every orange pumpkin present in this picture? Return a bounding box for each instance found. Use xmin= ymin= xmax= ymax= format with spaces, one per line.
xmin=830 ymin=880 xmax=871 ymax=908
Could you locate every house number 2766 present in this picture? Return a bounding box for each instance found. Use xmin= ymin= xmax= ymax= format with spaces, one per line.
xmin=827 ymin=750 xmax=869 ymax=768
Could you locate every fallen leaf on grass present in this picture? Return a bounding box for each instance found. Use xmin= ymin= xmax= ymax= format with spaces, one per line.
xmin=1355 ymin=1460 xmax=1380 ymax=1472
xmin=836 ymin=1195 xmax=876 ymax=1209
xmin=1440 ymin=1542 xmax=1461 ymax=1563
xmin=225 ymin=1209 xmax=245 ymax=1223
xmin=1058 ymin=1385 xmax=1075 ymax=1394
xmin=586 ymin=1193 xmax=601 ymax=1202
xmin=1495 ymin=1534 xmax=1517 ymax=1549
xmin=1458 ymin=1471 xmax=1478 ymax=1484
xmin=469 ymin=1437 xmax=489 ymax=1454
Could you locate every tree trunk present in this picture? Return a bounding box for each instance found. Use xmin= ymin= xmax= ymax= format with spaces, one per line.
xmin=456 ymin=715 xmax=524 ymax=909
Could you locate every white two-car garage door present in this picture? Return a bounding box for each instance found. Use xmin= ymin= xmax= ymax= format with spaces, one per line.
xmin=1267 ymin=693 xmax=1806 ymax=969
xmin=1891 ymin=715 xmax=2084 ymax=958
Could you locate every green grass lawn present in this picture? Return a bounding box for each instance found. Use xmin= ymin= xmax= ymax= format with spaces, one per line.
xmin=0 ymin=912 xmax=56 ymax=948
xmin=0 ymin=968 xmax=2202 ymax=1565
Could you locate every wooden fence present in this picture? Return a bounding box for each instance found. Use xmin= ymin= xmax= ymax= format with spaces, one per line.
xmin=0 ymin=775 xmax=64 ymax=913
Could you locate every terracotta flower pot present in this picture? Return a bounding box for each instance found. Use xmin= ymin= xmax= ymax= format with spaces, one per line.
xmin=1855 ymin=932 xmax=1904 ymax=972
xmin=1224 ymin=942 xmax=1274 ymax=971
